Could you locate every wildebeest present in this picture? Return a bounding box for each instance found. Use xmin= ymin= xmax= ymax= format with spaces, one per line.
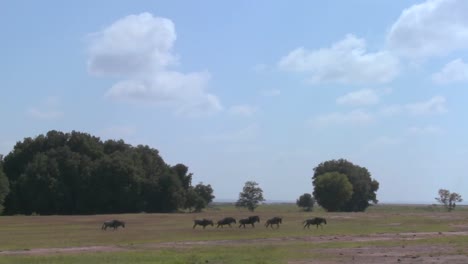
xmin=238 ymin=215 xmax=260 ymax=228
xmin=101 ymin=219 xmax=125 ymax=230
xmin=193 ymin=219 xmax=214 ymax=229
xmin=217 ymin=217 xmax=236 ymax=228
xmin=303 ymin=217 xmax=327 ymax=229
xmin=265 ymin=217 xmax=282 ymax=229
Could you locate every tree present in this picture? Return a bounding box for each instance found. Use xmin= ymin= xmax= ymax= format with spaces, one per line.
xmin=0 ymin=161 xmax=9 ymax=214
xmin=313 ymin=159 xmax=379 ymax=212
xmin=183 ymin=183 xmax=215 ymax=213
xmin=314 ymin=172 xmax=353 ymax=212
xmin=435 ymin=189 xmax=463 ymax=212
xmin=194 ymin=182 xmax=215 ymax=205
xmin=296 ymin=193 xmax=315 ymax=211
xmin=236 ymin=181 xmax=265 ymax=211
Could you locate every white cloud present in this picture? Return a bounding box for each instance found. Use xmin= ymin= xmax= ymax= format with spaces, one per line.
xmin=87 ymin=13 xmax=222 ymax=115
xmin=278 ymin=34 xmax=399 ymax=84
xmin=260 ymin=89 xmax=281 ymax=97
xmin=387 ymin=0 xmax=468 ymax=58
xmin=312 ymin=110 xmax=374 ymax=127
xmin=432 ymin=58 xmax=468 ymax=84
xmin=406 ymin=96 xmax=447 ymax=115
xmin=336 ymin=89 xmax=380 ymax=106
xmin=408 ymin=125 xmax=444 ymax=135
xmin=228 ymin=105 xmax=257 ymax=117
xmin=87 ymin=13 xmax=177 ymax=76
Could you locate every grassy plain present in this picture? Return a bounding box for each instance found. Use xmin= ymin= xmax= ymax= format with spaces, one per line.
xmin=1 ymin=203 xmax=468 ymax=263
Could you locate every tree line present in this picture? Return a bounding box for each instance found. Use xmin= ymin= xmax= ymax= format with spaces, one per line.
xmin=2 ymin=130 xmax=459 ymax=215
xmin=0 ymin=130 xmax=213 ymax=215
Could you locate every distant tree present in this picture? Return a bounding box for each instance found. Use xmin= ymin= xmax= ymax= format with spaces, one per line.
xmin=184 ymin=188 xmax=205 ymax=212
xmin=296 ymin=193 xmax=315 ymax=211
xmin=313 ymin=159 xmax=379 ymax=212
xmin=0 ymin=161 xmax=9 ymax=214
xmin=194 ymin=182 xmax=215 ymax=205
xmin=236 ymin=181 xmax=265 ymax=212
xmin=314 ymin=172 xmax=353 ymax=212
xmin=183 ymin=183 xmax=214 ymax=213
xmin=435 ymin=189 xmax=463 ymax=212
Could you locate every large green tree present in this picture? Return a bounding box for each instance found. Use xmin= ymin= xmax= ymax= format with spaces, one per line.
xmin=235 ymin=181 xmax=265 ymax=212
xmin=313 ymin=159 xmax=379 ymax=212
xmin=314 ymin=172 xmax=353 ymax=212
xmin=2 ymin=130 xmax=211 ymax=215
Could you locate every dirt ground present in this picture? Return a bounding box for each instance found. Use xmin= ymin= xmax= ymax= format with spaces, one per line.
xmin=2 ymin=231 xmax=468 ymax=263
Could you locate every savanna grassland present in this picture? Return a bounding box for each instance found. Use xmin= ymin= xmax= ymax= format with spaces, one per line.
xmin=1 ymin=204 xmax=468 ymax=264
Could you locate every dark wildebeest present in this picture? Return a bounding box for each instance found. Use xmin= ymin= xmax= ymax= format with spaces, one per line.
xmin=101 ymin=219 xmax=125 ymax=230
xmin=193 ymin=219 xmax=214 ymax=229
xmin=265 ymin=217 xmax=282 ymax=229
xmin=303 ymin=217 xmax=327 ymax=229
xmin=238 ymin=215 xmax=260 ymax=228
xmin=217 ymin=217 xmax=236 ymax=228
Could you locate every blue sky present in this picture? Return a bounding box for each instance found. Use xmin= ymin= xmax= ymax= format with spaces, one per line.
xmin=1 ymin=0 xmax=468 ymax=203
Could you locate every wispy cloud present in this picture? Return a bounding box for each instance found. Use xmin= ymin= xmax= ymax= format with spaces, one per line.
xmin=432 ymin=58 xmax=468 ymax=84
xmin=87 ymin=13 xmax=222 ymax=115
xmin=204 ymin=124 xmax=260 ymax=142
xmin=260 ymin=89 xmax=281 ymax=97
xmin=99 ymin=125 xmax=137 ymax=140
xmin=27 ymin=96 xmax=64 ymax=120
xmin=405 ymin=96 xmax=447 ymax=115
xmin=336 ymin=89 xmax=381 ymax=106
xmin=311 ymin=109 xmax=374 ymax=127
xmin=380 ymin=96 xmax=447 ymax=117
xmin=228 ymin=105 xmax=257 ymax=117
xmin=408 ymin=125 xmax=444 ymax=135
xmin=278 ymin=34 xmax=399 ymax=84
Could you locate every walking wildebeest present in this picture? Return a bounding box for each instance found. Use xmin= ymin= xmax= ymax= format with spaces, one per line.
xmin=303 ymin=217 xmax=327 ymax=229
xmin=217 ymin=217 xmax=236 ymax=228
xmin=265 ymin=217 xmax=282 ymax=229
xmin=101 ymin=219 xmax=125 ymax=230
xmin=238 ymin=215 xmax=260 ymax=228
xmin=193 ymin=219 xmax=214 ymax=229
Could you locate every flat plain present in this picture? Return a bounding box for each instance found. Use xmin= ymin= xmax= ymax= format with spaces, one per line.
xmin=1 ymin=204 xmax=468 ymax=263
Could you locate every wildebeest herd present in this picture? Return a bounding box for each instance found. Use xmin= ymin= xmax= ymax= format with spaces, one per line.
xmin=101 ymin=216 xmax=327 ymax=231
xmin=193 ymin=216 xmax=327 ymax=230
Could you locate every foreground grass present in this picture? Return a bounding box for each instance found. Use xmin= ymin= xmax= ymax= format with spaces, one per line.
xmin=1 ymin=204 xmax=468 ymax=263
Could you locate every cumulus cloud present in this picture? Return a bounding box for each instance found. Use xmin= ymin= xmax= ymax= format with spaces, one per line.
xmin=387 ymin=0 xmax=468 ymax=58
xmin=87 ymin=13 xmax=221 ymax=115
xmin=312 ymin=110 xmax=374 ymax=127
xmin=228 ymin=105 xmax=257 ymax=117
xmin=336 ymin=89 xmax=380 ymax=106
xmin=278 ymin=34 xmax=399 ymax=84
xmin=432 ymin=58 xmax=468 ymax=84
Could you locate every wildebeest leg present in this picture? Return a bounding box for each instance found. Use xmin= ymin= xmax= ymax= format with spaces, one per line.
xmin=193 ymin=223 xmax=197 ymax=229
